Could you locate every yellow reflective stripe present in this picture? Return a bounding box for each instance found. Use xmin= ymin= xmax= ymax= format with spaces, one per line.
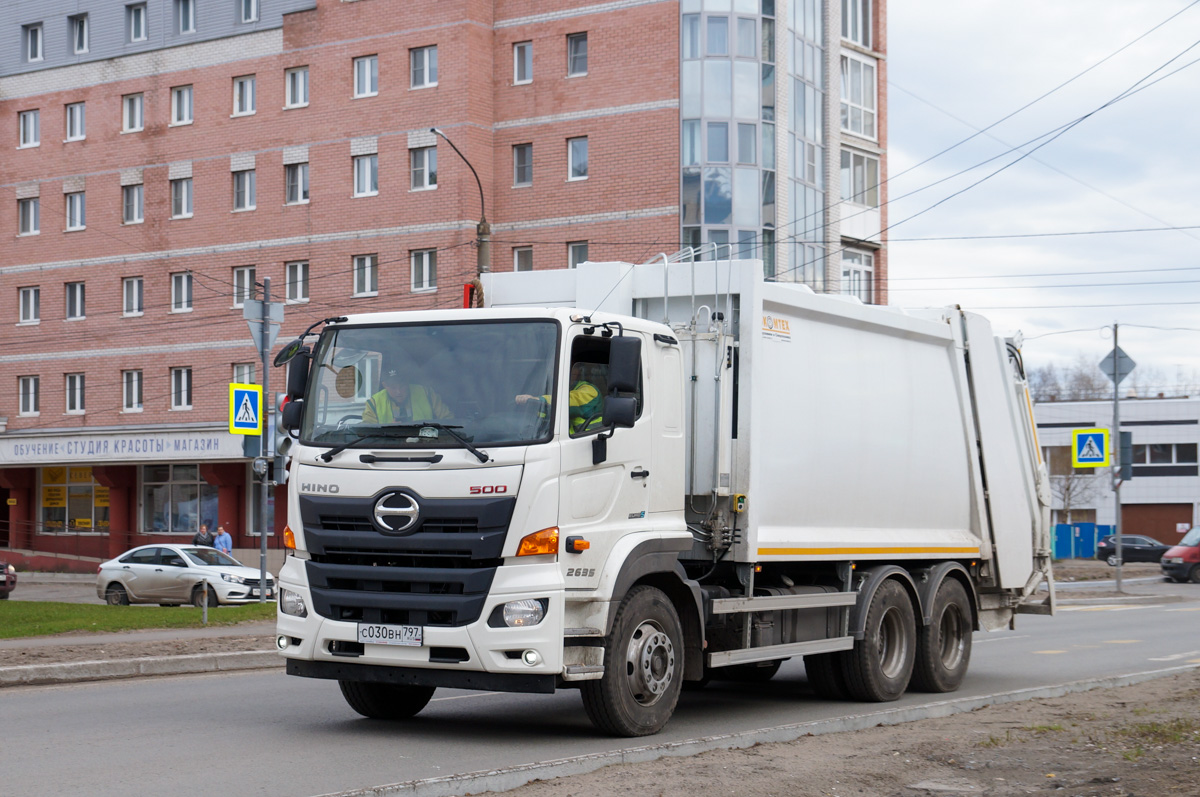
xmin=757 ymin=546 xmax=981 ymax=557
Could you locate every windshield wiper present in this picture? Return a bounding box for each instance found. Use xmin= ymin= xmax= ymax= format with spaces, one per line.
xmin=398 ymin=422 xmax=490 ymax=463
xmin=317 ymin=427 xmax=413 ymax=462
xmin=318 ymin=424 xmax=489 ymax=464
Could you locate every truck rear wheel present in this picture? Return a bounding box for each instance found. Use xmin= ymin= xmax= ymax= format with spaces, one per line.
xmin=581 ymin=586 xmax=683 ymax=737
xmin=804 ymin=652 xmax=850 ymax=700
xmin=338 ymin=680 xmax=436 ymax=720
xmin=843 ymin=579 xmax=915 ymax=702
xmin=911 ymin=578 xmax=972 ymax=693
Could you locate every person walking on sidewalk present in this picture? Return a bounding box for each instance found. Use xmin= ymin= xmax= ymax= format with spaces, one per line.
xmin=213 ymin=526 xmax=233 ymax=555
xmin=192 ymin=524 xmax=215 ymax=547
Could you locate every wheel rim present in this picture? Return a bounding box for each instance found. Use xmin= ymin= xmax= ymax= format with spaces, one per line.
xmin=624 ymin=619 xmax=675 ymax=707
xmin=938 ymin=603 xmax=967 ymax=670
xmin=107 ymin=587 xmax=124 ymax=605
xmin=877 ymin=606 xmax=910 ymax=680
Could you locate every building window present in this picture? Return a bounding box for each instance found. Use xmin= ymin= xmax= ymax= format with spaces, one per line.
xmin=123 ymin=184 xmax=144 ymax=223
xmin=123 ymin=277 xmax=143 ymax=316
xmin=514 ymin=41 xmax=532 ymax=84
xmin=707 ymin=17 xmax=729 ymax=56
xmin=233 ymin=363 xmax=255 ymax=384
xmin=354 ymin=55 xmax=378 ymax=97
xmin=65 ymin=283 xmax=86 ymax=319
xmin=233 ymin=266 xmax=256 ymax=307
xmin=142 ymin=464 xmax=217 ymax=535
xmin=411 ymin=45 xmax=438 ymax=88
xmin=736 ymin=17 xmax=756 ymax=58
xmin=65 ymin=192 xmax=86 ymax=231
xmin=737 ymin=123 xmax=756 ymax=164
xmin=840 ymin=53 xmax=877 ymax=139
xmin=171 ymin=367 xmax=193 ymax=409
xmin=122 ymin=93 xmax=144 ymax=132
xmin=24 ymin=24 xmax=43 ymax=62
xmin=285 ymin=163 xmax=309 ymax=204
xmin=19 ymin=376 xmax=39 ymax=416
xmin=568 ymin=136 xmax=588 ymax=180
xmin=842 ymin=0 xmax=871 ymax=48
xmin=285 ymin=67 xmax=309 ymax=108
xmin=568 ymin=241 xmax=589 ymax=269
xmin=66 ymin=373 xmax=86 ymax=414
xmin=682 ymin=14 xmax=699 ymax=59
xmin=71 ymin=15 xmax=89 ymax=54
xmin=513 ymin=247 xmax=532 ymax=272
xmin=410 ymin=147 xmax=437 ymax=190
xmin=286 ymin=261 xmax=309 ymax=303
xmin=241 ymin=0 xmax=258 ymax=24
xmin=353 ymin=155 xmax=379 ymax=196
xmin=65 ymin=102 xmax=86 ymax=141
xmin=18 ymin=198 xmax=40 ymax=235
xmin=171 ymin=272 xmax=193 ymax=312
xmin=233 ymin=169 xmax=256 ymax=210
xmin=840 ymin=149 xmax=879 ymax=207
xmin=411 ymin=249 xmax=437 ymax=291
xmin=233 ymin=75 xmax=256 ymax=116
xmin=176 ymin=0 xmax=195 ymax=34
xmin=171 ymin=85 xmax=193 ymax=124
xmin=842 ymin=249 xmax=874 ymax=303
xmin=19 ymin=286 xmax=40 ymax=323
xmin=128 ymin=4 xmax=147 ymax=42
xmin=513 ymin=143 xmax=532 ymax=186
xmin=353 ymin=254 xmax=378 ymax=296
xmin=19 ymin=109 xmax=39 ymax=148
xmin=708 ymin=122 xmax=729 ymax=162
xmin=123 ymin=370 xmax=143 ymax=412
xmin=567 ymin=32 xmax=588 ymax=76
xmin=171 ymin=178 xmax=193 ymax=218
xmin=40 ymin=466 xmax=109 ymax=533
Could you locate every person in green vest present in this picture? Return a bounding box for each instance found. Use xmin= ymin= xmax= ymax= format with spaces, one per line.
xmin=516 ymin=363 xmax=604 ymax=434
xmin=362 ymin=361 xmax=452 ymax=424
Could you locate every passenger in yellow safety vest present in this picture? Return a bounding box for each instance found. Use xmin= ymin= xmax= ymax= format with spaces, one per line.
xmin=362 ymin=365 xmax=452 ymax=424
xmin=516 ymin=363 xmax=604 ymax=433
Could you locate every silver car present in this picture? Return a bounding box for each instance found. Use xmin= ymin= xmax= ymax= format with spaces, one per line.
xmin=96 ymin=544 xmax=275 ymax=607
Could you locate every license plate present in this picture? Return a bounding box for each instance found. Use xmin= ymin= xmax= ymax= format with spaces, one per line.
xmin=357 ymin=623 xmax=423 ymax=647
xmin=249 ymin=588 xmax=274 ymax=598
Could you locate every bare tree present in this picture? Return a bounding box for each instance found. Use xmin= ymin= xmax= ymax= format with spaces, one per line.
xmin=1045 ymin=447 xmax=1104 ymax=526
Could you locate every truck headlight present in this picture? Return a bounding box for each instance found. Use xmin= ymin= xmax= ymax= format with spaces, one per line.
xmin=279 ymin=588 xmax=308 ymax=618
xmin=499 ymin=598 xmax=546 ymax=627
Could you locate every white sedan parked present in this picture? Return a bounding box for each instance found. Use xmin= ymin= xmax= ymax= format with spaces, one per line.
xmin=96 ymin=544 xmax=275 ymax=607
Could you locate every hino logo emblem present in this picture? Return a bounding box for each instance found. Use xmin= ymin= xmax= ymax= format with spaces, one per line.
xmin=373 ymin=492 xmax=420 ymax=534
xmin=301 ymin=483 xmax=339 ymax=494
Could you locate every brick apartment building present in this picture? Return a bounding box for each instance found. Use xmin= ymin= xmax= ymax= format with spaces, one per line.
xmin=0 ymin=0 xmax=886 ymax=568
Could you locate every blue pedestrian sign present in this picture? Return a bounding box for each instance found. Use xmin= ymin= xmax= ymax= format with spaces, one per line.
xmin=1072 ymin=428 xmax=1110 ymax=468
xmin=229 ymin=383 xmax=264 ymax=435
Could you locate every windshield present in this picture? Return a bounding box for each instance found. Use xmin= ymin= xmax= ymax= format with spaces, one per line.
xmin=183 ymin=548 xmax=242 ymax=567
xmin=1179 ymin=527 xmax=1200 ymax=547
xmin=301 ymin=320 xmax=559 ymax=449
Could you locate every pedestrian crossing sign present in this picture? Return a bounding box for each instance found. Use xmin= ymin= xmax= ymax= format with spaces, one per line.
xmin=229 ymin=383 xmax=264 ymax=435
xmin=1072 ymin=428 xmax=1110 ymax=468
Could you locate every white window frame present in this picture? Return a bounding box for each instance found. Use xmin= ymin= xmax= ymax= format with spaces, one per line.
xmin=840 ymin=149 xmax=879 ymax=207
xmin=232 ymin=266 xmax=257 ymax=308
xmin=65 ymin=282 xmax=86 ymax=320
xmin=411 ymin=249 xmax=437 ymax=292
xmin=353 ymin=154 xmax=379 ymax=197
xmin=839 ymin=52 xmax=877 ymax=140
xmin=176 ymin=0 xmax=195 ymax=35
xmin=171 ymin=85 xmax=193 ymax=125
xmin=232 ymin=75 xmax=256 ymax=116
xmin=567 ymin=32 xmax=588 ymax=76
xmin=122 ymin=93 xmax=144 ymax=133
xmin=353 ymin=254 xmax=378 ymax=297
xmin=18 ymin=197 xmax=40 ymax=235
xmin=65 ymin=192 xmax=86 ymax=231
xmin=241 ymin=0 xmax=259 ymax=24
xmin=25 ymin=24 xmax=43 ymax=63
xmin=65 ymin=373 xmax=86 ymax=414
xmin=841 ymin=0 xmax=871 ymax=48
xmin=171 ymin=272 xmax=193 ymax=313
xmin=123 ymin=370 xmax=143 ymax=412
xmin=285 ymin=66 xmax=309 ymax=108
xmin=513 ymin=41 xmax=532 ymax=84
xmin=285 ymin=163 xmax=309 ymax=204
xmin=123 ymin=277 xmax=144 ymax=317
xmin=410 ymin=147 xmax=437 ymax=191
xmin=123 ymin=184 xmax=144 ymax=224
xmin=353 ymin=55 xmax=378 ymax=98
xmin=171 ymin=367 xmax=193 ymax=410
xmin=568 ymin=136 xmax=588 ymax=181
xmin=19 ymin=376 xmax=39 ymax=417
xmin=568 ymin=241 xmax=589 ymax=269
xmin=410 ymin=45 xmax=438 ymax=89
xmin=128 ymin=4 xmax=147 ymax=43
xmin=513 ymin=247 xmax=533 ymax=272
xmin=72 ymin=15 xmax=89 ymax=54
xmin=19 ymin=109 xmax=40 ymax=148
xmin=841 ymin=249 xmax=874 ymax=303
xmin=513 ymin=143 xmax=532 ymax=186
xmin=233 ymin=169 xmax=256 ymax=211
xmin=233 ymin=363 xmax=255 ymax=384
xmin=286 ymin=261 xmax=309 ymax=303
xmin=65 ymin=102 xmax=86 ymax=141
xmin=19 ymin=286 xmax=40 ymax=324
xmin=171 ymin=177 xmax=193 ymax=218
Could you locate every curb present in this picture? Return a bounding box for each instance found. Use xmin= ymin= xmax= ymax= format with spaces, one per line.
xmin=0 ymin=650 xmax=282 ymax=687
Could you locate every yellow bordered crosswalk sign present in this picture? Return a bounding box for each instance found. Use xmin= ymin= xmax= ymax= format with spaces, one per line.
xmin=229 ymin=383 xmax=264 ymax=435
xmin=1072 ymin=428 xmax=1110 ymax=468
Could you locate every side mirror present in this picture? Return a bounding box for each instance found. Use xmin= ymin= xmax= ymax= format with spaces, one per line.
xmin=274 ymin=338 xmax=307 ymax=367
xmin=285 ymin=351 xmax=310 ymax=399
xmin=603 ymin=395 xmax=636 ymax=429
xmin=281 ymin=399 xmax=304 ymax=432
xmin=607 ymin=336 xmax=641 ymax=393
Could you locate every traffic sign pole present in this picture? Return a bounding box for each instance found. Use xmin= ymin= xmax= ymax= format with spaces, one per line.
xmin=1110 ymin=324 xmax=1124 ymax=593
xmin=258 ymin=278 xmax=271 ymax=602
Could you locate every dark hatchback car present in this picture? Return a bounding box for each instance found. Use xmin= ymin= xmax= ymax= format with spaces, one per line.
xmin=0 ymin=561 xmax=16 ymax=598
xmin=1095 ymin=534 xmax=1171 ymax=565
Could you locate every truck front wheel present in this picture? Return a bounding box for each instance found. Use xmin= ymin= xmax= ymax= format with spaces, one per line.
xmin=843 ymin=578 xmax=915 ymax=702
xmin=911 ymin=578 xmax=972 ymax=693
xmin=338 ymin=680 xmax=436 ymax=720
xmin=581 ymin=586 xmax=683 ymax=737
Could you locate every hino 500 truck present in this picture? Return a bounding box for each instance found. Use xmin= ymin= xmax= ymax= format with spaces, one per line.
xmin=273 ymin=256 xmax=1053 ymax=737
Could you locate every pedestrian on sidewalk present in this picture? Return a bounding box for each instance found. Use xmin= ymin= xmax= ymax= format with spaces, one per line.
xmin=214 ymin=525 xmax=233 ymax=555
xmin=192 ymin=524 xmax=215 ymax=547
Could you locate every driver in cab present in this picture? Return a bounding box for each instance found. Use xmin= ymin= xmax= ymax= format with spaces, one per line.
xmin=362 ymin=361 xmax=452 ymax=424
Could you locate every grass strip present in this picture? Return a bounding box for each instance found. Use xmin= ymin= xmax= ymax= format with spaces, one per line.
xmin=0 ymin=601 xmax=276 ymax=639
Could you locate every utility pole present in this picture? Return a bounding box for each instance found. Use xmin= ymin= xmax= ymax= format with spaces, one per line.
xmin=431 ymin=128 xmax=489 ymax=304
xmin=258 ymin=277 xmax=272 ymax=601
xmin=1112 ymin=322 xmax=1122 ymax=594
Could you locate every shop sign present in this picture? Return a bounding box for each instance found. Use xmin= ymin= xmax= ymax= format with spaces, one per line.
xmin=95 ymin=486 xmax=110 ymax=508
xmin=0 ymin=429 xmax=245 ymax=465
xmin=42 ymin=485 xmax=66 ymax=508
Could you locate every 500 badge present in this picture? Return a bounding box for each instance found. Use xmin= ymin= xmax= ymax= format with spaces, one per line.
xmin=469 ymin=485 xmax=508 ymax=494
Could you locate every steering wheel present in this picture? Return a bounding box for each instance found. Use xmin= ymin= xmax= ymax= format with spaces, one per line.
xmin=336 ymin=414 xmax=361 ymax=430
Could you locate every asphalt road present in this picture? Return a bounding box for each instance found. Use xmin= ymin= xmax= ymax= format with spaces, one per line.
xmin=3 ymin=598 xmax=1198 ymax=797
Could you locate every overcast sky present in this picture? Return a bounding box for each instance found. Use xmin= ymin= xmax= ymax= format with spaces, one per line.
xmin=886 ymin=0 xmax=1200 ymax=394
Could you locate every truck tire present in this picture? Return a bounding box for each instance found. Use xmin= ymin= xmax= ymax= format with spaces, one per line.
xmin=581 ymin=586 xmax=683 ymax=737
xmin=843 ymin=579 xmax=915 ymax=702
xmin=911 ymin=578 xmax=972 ymax=693
xmin=338 ymin=680 xmax=436 ymax=720
xmin=804 ymin=652 xmax=850 ymax=700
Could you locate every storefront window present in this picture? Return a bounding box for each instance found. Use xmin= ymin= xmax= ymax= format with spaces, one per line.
xmin=40 ymin=466 xmax=108 ymax=533
xmin=142 ymin=463 xmax=217 ymax=534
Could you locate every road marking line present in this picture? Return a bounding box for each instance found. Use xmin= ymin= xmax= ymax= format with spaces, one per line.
xmin=1165 ymin=607 xmax=1200 ymax=612
xmin=1034 ymin=650 xmax=1068 ymax=654
xmin=1104 ymin=640 xmax=1140 ymax=645
xmin=1148 ymin=651 xmax=1200 ymax=661
xmin=974 ymin=635 xmax=1030 ymax=644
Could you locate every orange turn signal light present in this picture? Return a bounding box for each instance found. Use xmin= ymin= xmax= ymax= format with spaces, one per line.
xmin=283 ymin=525 xmax=296 ymax=550
xmin=517 ymin=527 xmax=559 ymax=557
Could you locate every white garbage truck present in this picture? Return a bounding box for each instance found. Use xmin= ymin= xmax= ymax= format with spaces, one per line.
xmin=272 ymin=256 xmax=1053 ymax=736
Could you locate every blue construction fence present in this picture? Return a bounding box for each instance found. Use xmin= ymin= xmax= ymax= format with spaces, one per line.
xmin=1053 ymin=523 xmax=1114 ymax=559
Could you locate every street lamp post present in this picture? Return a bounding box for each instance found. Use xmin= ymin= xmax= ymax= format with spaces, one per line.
xmin=431 ymin=128 xmax=490 ymax=296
